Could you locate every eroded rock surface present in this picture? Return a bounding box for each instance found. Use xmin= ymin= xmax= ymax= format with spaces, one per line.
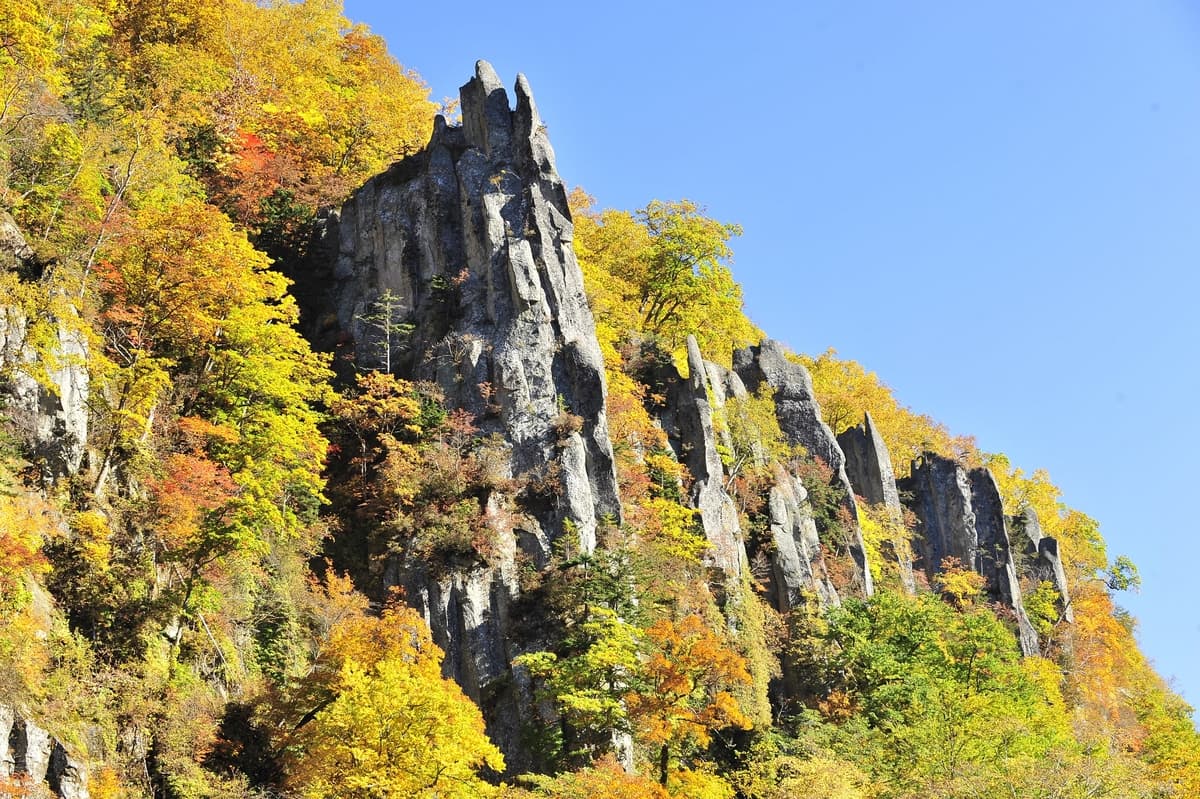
xmin=734 ymin=340 xmax=873 ymax=596
xmin=1012 ymin=507 xmax=1074 ymax=624
xmin=838 ymin=413 xmax=916 ymax=593
xmin=901 ymin=454 xmax=1040 ymax=655
xmin=0 ymin=212 xmax=88 ymax=478
xmin=314 ymin=61 xmax=621 ymax=770
xmin=672 ymin=337 xmax=744 ymax=575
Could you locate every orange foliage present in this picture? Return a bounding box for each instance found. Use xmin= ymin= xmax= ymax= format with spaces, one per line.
xmin=627 ymin=615 xmax=752 ymax=781
xmin=149 ymin=452 xmax=239 ymax=553
xmin=0 ymin=491 xmax=51 ymax=603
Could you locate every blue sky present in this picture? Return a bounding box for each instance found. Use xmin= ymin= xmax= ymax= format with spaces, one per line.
xmin=345 ymin=0 xmax=1200 ymax=718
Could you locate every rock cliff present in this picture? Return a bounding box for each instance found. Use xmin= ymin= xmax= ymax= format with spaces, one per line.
xmin=0 ymin=705 xmax=89 ymax=799
xmin=312 ymin=61 xmax=622 ymax=769
xmin=1012 ymin=507 xmax=1074 ymax=624
xmin=900 ymin=454 xmax=1041 ymax=655
xmin=838 ymin=413 xmax=917 ymax=593
xmin=0 ymin=212 xmax=88 ymax=480
xmin=734 ymin=341 xmax=873 ymax=596
xmin=307 ymin=60 xmax=1077 ymax=765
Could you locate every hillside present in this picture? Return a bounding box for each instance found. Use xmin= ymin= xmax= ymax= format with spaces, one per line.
xmin=0 ymin=3 xmax=1197 ymax=798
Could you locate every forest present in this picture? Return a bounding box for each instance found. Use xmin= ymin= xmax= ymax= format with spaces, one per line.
xmin=1 ymin=1 xmax=1198 ymax=797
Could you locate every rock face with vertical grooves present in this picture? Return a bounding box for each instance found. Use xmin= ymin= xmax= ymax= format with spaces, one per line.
xmin=0 ymin=709 xmax=89 ymax=799
xmin=649 ymin=337 xmax=842 ymax=604
xmin=0 ymin=212 xmax=88 ymax=479
xmin=315 ymin=61 xmax=621 ymax=770
xmin=901 ymin=454 xmax=1041 ymax=655
xmin=762 ymin=464 xmax=840 ymax=610
xmin=1012 ymin=507 xmax=1074 ymax=624
xmin=838 ymin=413 xmax=917 ymax=593
xmin=733 ymin=340 xmax=873 ymax=596
xmin=672 ymin=336 xmax=744 ymax=575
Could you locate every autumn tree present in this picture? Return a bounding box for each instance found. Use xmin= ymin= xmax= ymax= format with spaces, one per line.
xmin=284 ymin=602 xmax=504 ymax=799
xmin=625 ymin=614 xmax=752 ymax=784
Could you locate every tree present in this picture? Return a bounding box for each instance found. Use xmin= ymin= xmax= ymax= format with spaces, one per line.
xmin=517 ymin=606 xmax=643 ymax=766
xmin=284 ymin=603 xmax=504 ymax=799
xmin=625 ymin=614 xmax=752 ymax=784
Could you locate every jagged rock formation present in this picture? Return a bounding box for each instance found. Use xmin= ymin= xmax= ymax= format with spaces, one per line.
xmin=734 ymin=340 xmax=873 ymax=596
xmin=313 ymin=61 xmax=622 ymax=770
xmin=838 ymin=413 xmax=917 ymax=593
xmin=762 ymin=464 xmax=840 ymax=609
xmin=900 ymin=454 xmax=1041 ymax=655
xmin=647 ymin=336 xmax=841 ymax=607
xmin=1012 ymin=507 xmax=1074 ymax=623
xmin=0 ymin=706 xmax=89 ymax=799
xmin=0 ymin=212 xmax=88 ymax=479
xmin=660 ymin=336 xmax=744 ymax=575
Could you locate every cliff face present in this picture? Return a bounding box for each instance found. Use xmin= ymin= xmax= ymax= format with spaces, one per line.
xmin=0 ymin=705 xmax=90 ymax=799
xmin=0 ymin=212 xmax=88 ymax=480
xmin=900 ymin=454 xmax=1041 ymax=656
xmin=838 ymin=413 xmax=917 ymax=593
xmin=312 ymin=62 xmax=624 ymax=768
xmin=311 ymin=61 xmax=1073 ymax=763
xmin=734 ymin=340 xmax=873 ymax=596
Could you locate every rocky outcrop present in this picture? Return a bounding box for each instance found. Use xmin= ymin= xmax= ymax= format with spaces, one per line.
xmin=0 ymin=212 xmax=88 ymax=479
xmin=0 ymin=707 xmax=88 ymax=798
xmin=648 ymin=337 xmax=844 ymax=604
xmin=314 ymin=61 xmax=622 ymax=771
xmin=762 ymin=464 xmax=840 ymax=609
xmin=671 ymin=336 xmax=744 ymax=575
xmin=734 ymin=340 xmax=873 ymax=596
xmin=901 ymin=454 xmax=1040 ymax=655
xmin=838 ymin=413 xmax=916 ymax=593
xmin=1012 ymin=507 xmax=1074 ymax=623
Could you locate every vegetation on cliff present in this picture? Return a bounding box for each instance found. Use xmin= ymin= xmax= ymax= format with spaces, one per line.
xmin=0 ymin=2 xmax=1196 ymax=798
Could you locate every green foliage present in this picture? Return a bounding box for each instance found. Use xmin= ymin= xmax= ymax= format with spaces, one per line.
xmin=802 ymin=590 xmax=1077 ymax=795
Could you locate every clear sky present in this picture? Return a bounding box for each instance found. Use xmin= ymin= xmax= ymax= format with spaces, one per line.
xmin=345 ymin=0 xmax=1200 ymax=719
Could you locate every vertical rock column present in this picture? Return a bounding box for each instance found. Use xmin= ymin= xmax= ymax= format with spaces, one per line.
xmin=1011 ymin=507 xmax=1074 ymax=624
xmin=673 ymin=336 xmax=745 ymax=576
xmin=319 ymin=61 xmax=623 ymax=771
xmin=901 ymin=454 xmax=1041 ymax=656
xmin=734 ymin=340 xmax=873 ymax=597
xmin=0 ymin=212 xmax=89 ymax=479
xmin=838 ymin=413 xmax=917 ymax=593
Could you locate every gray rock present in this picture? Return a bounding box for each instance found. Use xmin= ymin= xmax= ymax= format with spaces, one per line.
xmin=901 ymin=454 xmax=1041 ymax=656
xmin=0 ymin=212 xmax=35 ymax=268
xmin=838 ymin=413 xmax=916 ymax=593
xmin=1011 ymin=507 xmax=1074 ymax=624
xmin=0 ymin=704 xmax=13 ymax=776
xmin=0 ymin=707 xmax=89 ymax=798
xmin=733 ymin=340 xmax=873 ymax=596
xmin=762 ymin=464 xmax=839 ymax=610
xmin=675 ymin=336 xmax=744 ymax=575
xmin=315 ymin=62 xmax=621 ymax=771
xmin=0 ymin=216 xmax=89 ymax=479
xmin=11 ymin=717 xmax=53 ymax=783
xmin=48 ymin=741 xmax=90 ymax=799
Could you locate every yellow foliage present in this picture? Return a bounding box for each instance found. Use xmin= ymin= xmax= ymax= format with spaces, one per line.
xmin=856 ymin=501 xmax=915 ymax=592
xmin=666 ymin=768 xmax=735 ymax=799
xmin=933 ymin=557 xmax=986 ymax=608
xmin=797 ymin=348 xmax=975 ymax=475
xmin=286 ymin=603 xmax=504 ymax=799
